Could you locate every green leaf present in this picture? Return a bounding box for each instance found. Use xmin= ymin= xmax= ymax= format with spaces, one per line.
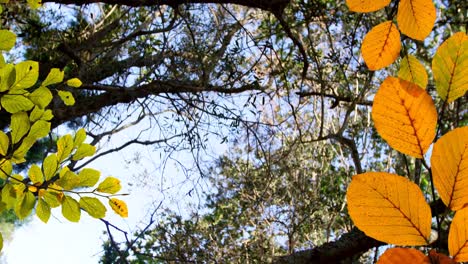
xmin=0 ymin=64 xmax=15 ymax=92
xmin=27 ymin=120 xmax=50 ymax=140
xmin=28 ymin=164 xmax=44 ymax=184
xmin=73 ymin=128 xmax=86 ymax=148
xmin=0 ymin=160 xmax=12 ymax=180
xmin=0 ymin=30 xmax=16 ymax=51
xmin=97 ymin=177 xmax=121 ymax=194
xmin=15 ymin=191 xmax=36 ymax=219
xmin=41 ymin=190 xmax=60 ymax=208
xmin=66 ymin=78 xmax=82 ymax=88
xmin=43 ymin=154 xmax=58 ymax=181
xmin=72 ymin=143 xmax=95 ymax=161
xmin=29 ymin=86 xmax=52 ymax=109
xmin=10 ymin=112 xmax=30 ymax=144
xmin=58 ymin=90 xmax=75 ymax=106
xmin=78 ymin=168 xmax=100 ymax=187
xmin=56 ymin=171 xmax=80 ymax=190
xmin=36 ymin=199 xmax=51 ymax=223
xmin=61 ymin=195 xmax=80 ymax=222
xmin=1 ymin=92 xmax=34 ymax=113
xmin=0 ymin=131 xmax=9 ymax=156
xmin=13 ymin=61 xmax=39 ymax=89
xmin=57 ymin=134 xmax=73 ymax=162
xmin=79 ymin=197 xmax=106 ymax=219
xmin=42 ymin=68 xmax=64 ymax=86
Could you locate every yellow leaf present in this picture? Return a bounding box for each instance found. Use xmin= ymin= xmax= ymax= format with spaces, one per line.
xmin=1 ymin=91 xmax=35 ymax=113
xmin=57 ymin=134 xmax=74 ymax=162
xmin=27 ymin=0 xmax=42 ymax=9
xmin=97 ymin=177 xmax=121 ymax=194
xmin=66 ymin=78 xmax=82 ymax=88
xmin=432 ymin=32 xmax=468 ymax=102
xmin=72 ymin=143 xmax=95 ymax=161
xmin=0 ymin=131 xmax=9 ymax=156
xmin=346 ymin=0 xmax=390 ymax=13
xmin=78 ymin=168 xmax=100 ymax=187
xmin=398 ymin=55 xmax=428 ymax=89
xmin=431 ymin=127 xmax=468 ymax=211
xmin=397 ymin=0 xmax=436 ymax=40
xmin=43 ymin=154 xmax=58 ymax=181
xmin=376 ymin=248 xmax=428 ymax=264
xmin=13 ymin=61 xmax=39 ymax=90
xmin=73 ymin=128 xmax=86 ymax=148
xmin=109 ymin=198 xmax=128 ymax=218
xmin=58 ymin=90 xmax=75 ymax=106
xmin=42 ymin=68 xmax=64 ymax=86
xmin=15 ymin=191 xmax=36 ymax=219
xmin=29 ymin=86 xmax=53 ymax=109
xmin=61 ymin=195 xmax=80 ymax=222
xmin=361 ymin=21 xmax=401 ymax=70
xmin=0 ymin=159 xmax=12 ymax=180
xmin=56 ymin=171 xmax=80 ymax=190
xmin=0 ymin=30 xmax=16 ymax=51
xmin=372 ymin=77 xmax=437 ymax=158
xmin=347 ymin=172 xmax=431 ymax=245
xmin=80 ymin=197 xmax=106 ymax=219
xmin=41 ymin=190 xmax=61 ymax=208
xmin=36 ymin=198 xmax=51 ymax=223
xmin=27 ymin=120 xmax=50 ymax=141
xmin=28 ymin=164 xmax=44 ymax=184
xmin=10 ymin=112 xmax=30 ymax=144
xmin=449 ymin=208 xmax=468 ymax=262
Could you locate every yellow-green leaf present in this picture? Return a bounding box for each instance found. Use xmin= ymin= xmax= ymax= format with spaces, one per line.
xmin=29 ymin=86 xmax=52 ymax=109
xmin=372 ymin=77 xmax=437 ymax=158
xmin=397 ymin=0 xmax=436 ymax=40
xmin=73 ymin=128 xmax=86 ymax=148
xmin=346 ymin=0 xmax=390 ymax=12
xmin=1 ymin=92 xmax=34 ymax=113
xmin=109 ymin=198 xmax=128 ymax=218
xmin=0 ymin=131 xmax=9 ymax=156
xmin=0 ymin=159 xmax=12 ymax=180
xmin=58 ymin=90 xmax=75 ymax=106
xmin=15 ymin=191 xmax=36 ymax=219
xmin=66 ymin=78 xmax=82 ymax=88
xmin=40 ymin=190 xmax=60 ymax=208
xmin=13 ymin=61 xmax=39 ymax=90
xmin=0 ymin=30 xmax=16 ymax=51
xmin=80 ymin=197 xmax=106 ymax=219
xmin=41 ymin=109 xmax=53 ymax=121
xmin=432 ymin=32 xmax=468 ymax=102
xmin=449 ymin=208 xmax=468 ymax=262
xmin=431 ymin=127 xmax=468 ymax=211
xmin=36 ymin=198 xmax=51 ymax=223
xmin=97 ymin=177 xmax=121 ymax=194
xmin=27 ymin=120 xmax=50 ymax=141
xmin=42 ymin=68 xmax=64 ymax=86
xmin=376 ymin=248 xmax=428 ymax=264
xmin=57 ymin=134 xmax=73 ymax=162
xmin=0 ymin=64 xmax=15 ymax=92
xmin=362 ymin=21 xmax=401 ymax=70
xmin=56 ymin=171 xmax=80 ymax=190
xmin=28 ymin=164 xmax=44 ymax=184
xmin=398 ymin=55 xmax=428 ymax=89
xmin=72 ymin=143 xmax=95 ymax=161
xmin=10 ymin=112 xmax=30 ymax=144
xmin=27 ymin=0 xmax=42 ymax=9
xmin=1 ymin=184 xmax=15 ymax=209
xmin=61 ymin=195 xmax=80 ymax=222
xmin=43 ymin=154 xmax=58 ymax=181
xmin=347 ymin=172 xmax=432 ymax=245
xmin=78 ymin=168 xmax=100 ymax=187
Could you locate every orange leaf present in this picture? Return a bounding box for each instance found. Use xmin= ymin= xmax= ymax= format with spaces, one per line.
xmin=362 ymin=21 xmax=401 ymax=70
xmin=398 ymin=55 xmax=428 ymax=89
xmin=372 ymin=77 xmax=437 ymax=158
xmin=377 ymin=248 xmax=429 ymax=264
xmin=347 ymin=172 xmax=432 ymax=245
xmin=432 ymin=32 xmax=468 ymax=103
xmin=431 ymin=127 xmax=468 ymax=211
xmin=346 ymin=0 xmax=391 ymax=13
xmin=428 ymin=250 xmax=457 ymax=264
xmin=397 ymin=0 xmax=436 ymax=40
xmin=449 ymin=208 xmax=468 ymax=262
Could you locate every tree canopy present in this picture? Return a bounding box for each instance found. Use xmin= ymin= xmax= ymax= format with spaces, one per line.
xmin=0 ymin=0 xmax=465 ymax=263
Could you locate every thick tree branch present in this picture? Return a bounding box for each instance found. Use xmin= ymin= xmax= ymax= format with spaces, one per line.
xmin=43 ymin=0 xmax=291 ymax=13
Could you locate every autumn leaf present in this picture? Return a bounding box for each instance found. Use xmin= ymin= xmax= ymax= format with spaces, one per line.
xmin=432 ymin=32 xmax=468 ymax=102
xmin=346 ymin=0 xmax=391 ymax=13
xmin=431 ymin=127 xmax=468 ymax=211
xmin=397 ymin=0 xmax=436 ymax=40
xmin=449 ymin=208 xmax=468 ymax=262
xmin=97 ymin=177 xmax=121 ymax=194
xmin=377 ymin=248 xmax=429 ymax=264
xmin=347 ymin=172 xmax=431 ymax=245
xmin=398 ymin=55 xmax=428 ymax=89
xmin=361 ymin=21 xmax=401 ymax=70
xmin=109 ymin=198 xmax=128 ymax=218
xmin=372 ymin=77 xmax=437 ymax=158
